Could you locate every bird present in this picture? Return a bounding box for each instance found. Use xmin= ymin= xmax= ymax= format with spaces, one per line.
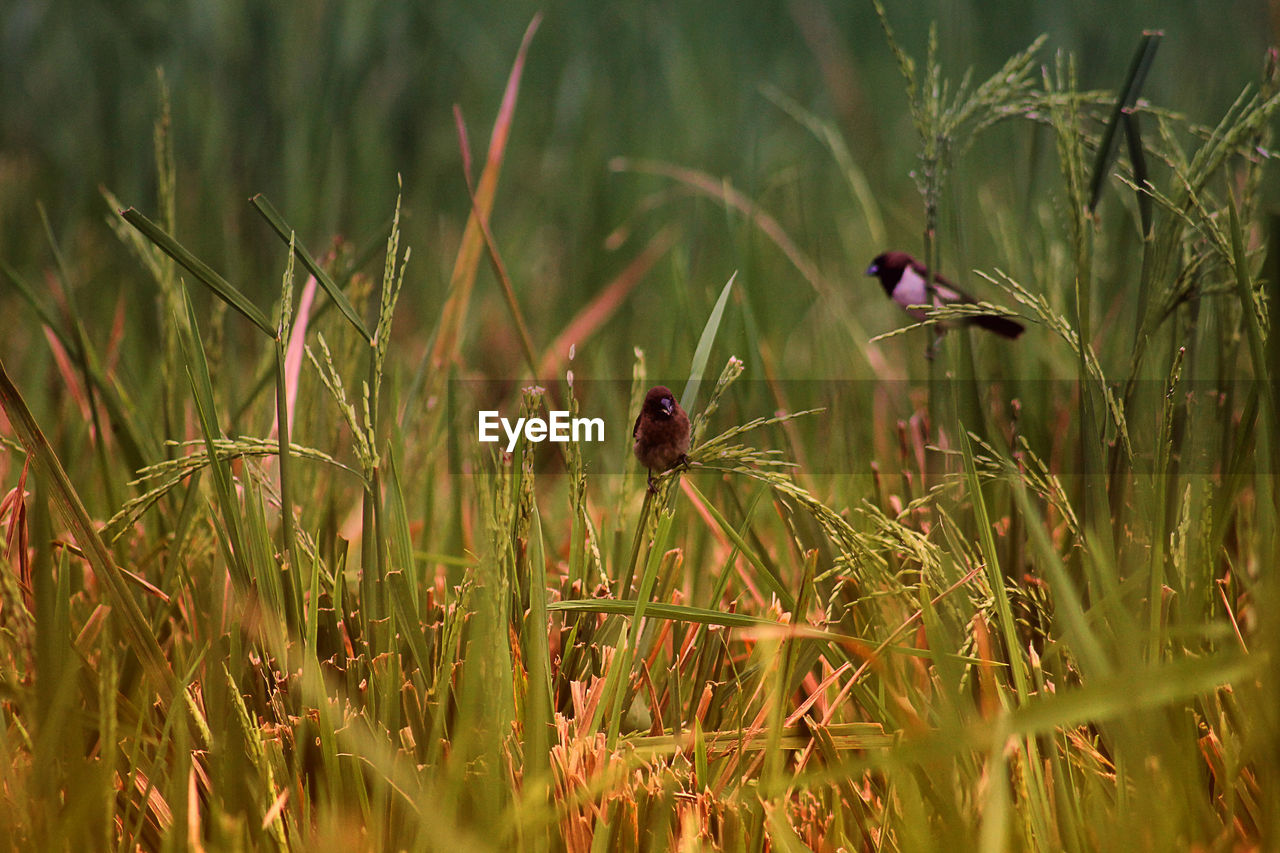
xmin=865 ymin=251 xmax=1024 ymax=345
xmin=632 ymin=385 xmax=691 ymax=490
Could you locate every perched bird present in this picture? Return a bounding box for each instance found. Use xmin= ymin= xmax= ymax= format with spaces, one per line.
xmin=865 ymin=251 xmax=1024 ymax=343
xmin=632 ymin=385 xmax=691 ymax=490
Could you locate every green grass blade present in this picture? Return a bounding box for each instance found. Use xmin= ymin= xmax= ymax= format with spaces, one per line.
xmin=1229 ymin=195 xmax=1270 ymax=413
xmin=1227 ymin=194 xmax=1276 ymax=526
xmin=428 ymin=14 xmax=541 ymax=378
xmin=454 ymin=107 xmax=540 ymax=378
xmin=517 ymin=501 xmax=553 ymax=852
xmin=760 ymin=84 xmax=887 ymax=248
xmin=960 ymin=431 xmax=1030 ymax=702
xmin=175 ymin=291 xmax=252 ymax=588
xmin=120 ymin=207 xmax=276 ymax=338
xmin=1007 ymin=468 xmax=1110 ymax=679
xmin=250 ymin=194 xmax=373 ymax=342
xmin=1122 ymin=108 xmax=1153 ymax=236
xmin=386 ymin=569 xmax=432 ymax=682
xmin=680 ymin=271 xmax=736 ymax=416
xmin=606 ymin=510 xmax=677 ymax=746
xmin=1087 ymin=31 xmax=1162 ymax=212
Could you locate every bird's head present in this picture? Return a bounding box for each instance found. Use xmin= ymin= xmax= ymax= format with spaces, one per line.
xmin=866 ymin=251 xmax=913 ymax=279
xmin=643 ymin=386 xmax=677 ymax=419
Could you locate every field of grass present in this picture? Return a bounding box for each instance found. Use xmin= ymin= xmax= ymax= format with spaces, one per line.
xmin=2 ymin=2 xmax=1279 ymax=850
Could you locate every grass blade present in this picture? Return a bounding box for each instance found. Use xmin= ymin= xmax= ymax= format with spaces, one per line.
xmin=175 ymin=290 xmax=252 ymax=589
xmin=680 ymin=272 xmax=735 ymax=415
xmin=681 ymin=478 xmax=793 ymax=610
xmin=1122 ymin=108 xmax=1153 ymax=236
xmin=428 ymin=14 xmax=541 ymax=377
xmin=120 ymin=208 xmax=275 ymax=338
xmin=1087 ymin=31 xmax=1162 ymax=213
xmin=453 ymin=105 xmax=539 ymax=377
xmin=250 ymin=194 xmax=372 ymax=341
xmin=960 ymin=431 xmax=1030 ymax=702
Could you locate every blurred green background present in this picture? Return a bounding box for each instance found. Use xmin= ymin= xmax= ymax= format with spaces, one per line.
xmin=1 ymin=0 xmax=1276 ymax=388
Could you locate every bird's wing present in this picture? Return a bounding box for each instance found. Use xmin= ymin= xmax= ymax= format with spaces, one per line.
xmin=932 ymin=279 xmax=970 ymax=303
xmin=911 ymin=260 xmax=976 ymax=303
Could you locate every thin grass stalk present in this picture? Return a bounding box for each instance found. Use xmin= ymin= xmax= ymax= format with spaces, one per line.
xmin=37 ymin=205 xmax=121 ymax=517
xmin=517 ymin=500 xmax=553 ymax=852
xmin=1146 ymin=346 xmax=1185 ymax=664
xmin=608 ymin=510 xmax=677 ymax=747
xmin=1087 ymin=32 xmax=1162 ymax=215
xmin=618 ymin=483 xmax=655 ymax=599
xmin=274 ymin=239 xmax=302 ymax=626
xmin=362 ymin=192 xmax=408 ymax=664
xmin=454 ymin=105 xmax=539 ymax=378
xmin=960 ymin=432 xmax=1030 ymax=701
xmin=1227 ymin=196 xmax=1277 ymax=573
xmin=147 ymin=79 xmax=185 ymax=452
xmin=1049 ymin=52 xmax=1116 ymax=574
xmin=361 ymin=348 xmax=386 ymax=655
xmin=684 ymin=480 xmax=793 ymax=611
xmin=428 ymin=15 xmax=541 ymax=384
xmin=766 ymin=550 xmax=819 ymax=794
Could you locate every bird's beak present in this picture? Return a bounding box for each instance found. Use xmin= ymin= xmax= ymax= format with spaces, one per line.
xmin=661 ymin=398 xmax=674 ymax=416
xmin=865 ymin=263 xmax=878 ymax=276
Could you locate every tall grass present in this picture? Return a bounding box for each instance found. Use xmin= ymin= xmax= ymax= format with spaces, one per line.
xmin=1 ymin=6 xmax=1278 ymax=851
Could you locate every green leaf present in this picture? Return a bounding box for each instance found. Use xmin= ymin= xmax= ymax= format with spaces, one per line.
xmin=176 ymin=289 xmax=252 ymax=588
xmin=1088 ymin=31 xmax=1162 ymax=213
xmin=121 ymin=207 xmax=276 ymax=338
xmin=250 ymin=194 xmax=373 ymax=342
xmin=680 ymin=272 xmax=736 ymax=414
xmin=1123 ymin=108 xmax=1153 ymax=236
xmin=960 ymin=431 xmax=1031 ymax=702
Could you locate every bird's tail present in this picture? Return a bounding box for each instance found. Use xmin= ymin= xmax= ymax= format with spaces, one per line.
xmin=969 ymin=314 xmax=1025 ymax=339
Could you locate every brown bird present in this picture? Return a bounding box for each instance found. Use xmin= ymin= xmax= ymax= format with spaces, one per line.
xmin=866 ymin=251 xmax=1024 ymax=340
xmin=632 ymin=385 xmax=691 ymax=490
